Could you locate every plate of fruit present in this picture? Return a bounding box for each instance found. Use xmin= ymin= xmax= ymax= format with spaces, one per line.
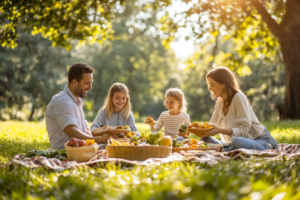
xmin=92 ymin=125 xmax=131 ymax=136
xmin=144 ymin=117 xmax=156 ymax=125
xmin=178 ymin=123 xmax=190 ymax=137
xmin=172 ymin=138 xmax=222 ymax=154
xmin=105 ymin=125 xmax=131 ymax=134
xmin=187 ymin=122 xmax=213 ymax=135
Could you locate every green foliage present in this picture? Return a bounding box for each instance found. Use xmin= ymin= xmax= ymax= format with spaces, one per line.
xmin=0 ymin=32 xmax=71 ymax=121
xmin=157 ymin=0 xmax=285 ymax=53
xmin=0 ymin=0 xmax=294 ymax=121
xmin=0 ymin=0 xmax=127 ymax=49
xmin=0 ymin=0 xmax=181 ymax=121
xmin=24 ymin=149 xmax=67 ymax=160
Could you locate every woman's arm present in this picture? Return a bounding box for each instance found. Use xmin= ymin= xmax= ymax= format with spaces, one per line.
xmin=231 ymin=94 xmax=252 ymax=138
xmin=200 ymin=125 xmax=233 ymax=137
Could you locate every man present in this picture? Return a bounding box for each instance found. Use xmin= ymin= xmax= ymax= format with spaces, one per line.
xmin=46 ymin=63 xmax=113 ymax=149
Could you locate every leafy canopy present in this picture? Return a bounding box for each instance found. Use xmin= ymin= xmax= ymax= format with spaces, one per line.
xmin=158 ymin=0 xmax=285 ymax=63
xmin=0 ymin=0 xmax=126 ymax=50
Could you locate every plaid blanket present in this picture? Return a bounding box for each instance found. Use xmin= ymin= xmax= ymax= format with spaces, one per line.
xmin=5 ymin=144 xmax=300 ymax=171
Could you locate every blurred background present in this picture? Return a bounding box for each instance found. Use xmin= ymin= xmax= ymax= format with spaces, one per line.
xmin=0 ymin=0 xmax=291 ymax=122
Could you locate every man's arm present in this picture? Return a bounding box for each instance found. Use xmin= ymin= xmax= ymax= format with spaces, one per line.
xmin=64 ymin=125 xmax=116 ymax=144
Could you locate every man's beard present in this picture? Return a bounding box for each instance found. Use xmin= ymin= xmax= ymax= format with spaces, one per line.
xmin=74 ymin=85 xmax=87 ymax=98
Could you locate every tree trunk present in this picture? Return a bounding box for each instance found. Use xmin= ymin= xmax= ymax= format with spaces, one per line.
xmin=28 ymin=104 xmax=36 ymax=121
xmin=208 ymin=31 xmax=220 ymax=69
xmin=250 ymin=0 xmax=300 ymax=119
xmin=277 ymin=19 xmax=300 ymax=119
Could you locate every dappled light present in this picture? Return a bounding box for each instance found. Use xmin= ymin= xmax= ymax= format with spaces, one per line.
xmin=1 ymin=0 xmax=300 ymax=199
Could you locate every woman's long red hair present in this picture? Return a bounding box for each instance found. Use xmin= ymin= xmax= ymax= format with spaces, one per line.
xmin=206 ymin=67 xmax=242 ymax=115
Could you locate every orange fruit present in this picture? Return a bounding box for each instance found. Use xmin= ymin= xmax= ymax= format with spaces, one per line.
xmin=191 ymin=138 xmax=198 ymax=144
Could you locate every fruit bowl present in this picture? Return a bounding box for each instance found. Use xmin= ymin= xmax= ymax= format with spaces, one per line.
xmin=65 ymin=143 xmax=98 ymax=163
xmin=178 ymin=131 xmax=189 ymax=137
xmin=92 ymin=126 xmax=131 ymax=136
xmin=187 ymin=128 xmax=213 ymax=135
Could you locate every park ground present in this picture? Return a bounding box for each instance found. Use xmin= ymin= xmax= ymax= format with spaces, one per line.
xmin=0 ymin=121 xmax=300 ymax=199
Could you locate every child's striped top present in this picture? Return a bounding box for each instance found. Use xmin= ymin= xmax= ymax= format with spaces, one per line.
xmin=154 ymin=111 xmax=190 ymax=137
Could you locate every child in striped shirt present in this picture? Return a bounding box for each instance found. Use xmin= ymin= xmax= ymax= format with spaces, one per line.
xmin=149 ymin=88 xmax=190 ymax=137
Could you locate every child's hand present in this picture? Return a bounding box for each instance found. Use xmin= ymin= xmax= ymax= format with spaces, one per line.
xmin=144 ymin=117 xmax=155 ymax=124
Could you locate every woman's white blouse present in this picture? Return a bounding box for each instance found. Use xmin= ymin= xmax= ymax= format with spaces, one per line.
xmin=209 ymin=92 xmax=265 ymax=142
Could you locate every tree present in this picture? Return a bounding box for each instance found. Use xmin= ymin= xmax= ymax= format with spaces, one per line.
xmin=2 ymin=0 xmax=299 ymax=119
xmin=158 ymin=0 xmax=300 ymax=119
xmin=0 ymin=32 xmax=71 ymax=121
xmin=0 ymin=0 xmax=179 ymax=122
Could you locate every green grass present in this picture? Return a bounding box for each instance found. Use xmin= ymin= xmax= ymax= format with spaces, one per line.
xmin=1 ymin=121 xmax=300 ymax=199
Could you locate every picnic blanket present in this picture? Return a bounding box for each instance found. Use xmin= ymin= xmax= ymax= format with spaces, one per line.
xmin=5 ymin=144 xmax=300 ymax=171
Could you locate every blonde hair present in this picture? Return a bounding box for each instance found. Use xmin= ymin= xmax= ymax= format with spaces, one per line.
xmin=164 ymin=88 xmax=188 ymax=112
xmin=101 ymin=82 xmax=132 ymax=119
xmin=206 ymin=67 xmax=242 ymax=115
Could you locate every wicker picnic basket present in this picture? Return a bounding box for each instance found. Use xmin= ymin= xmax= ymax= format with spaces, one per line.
xmin=106 ymin=145 xmax=172 ymax=161
xmin=172 ymin=144 xmax=223 ymax=154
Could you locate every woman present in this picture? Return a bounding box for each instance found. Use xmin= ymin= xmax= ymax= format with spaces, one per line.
xmin=200 ymin=67 xmax=278 ymax=151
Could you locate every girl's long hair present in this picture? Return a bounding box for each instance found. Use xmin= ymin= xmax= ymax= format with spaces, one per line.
xmin=206 ymin=67 xmax=242 ymax=115
xmin=101 ymin=82 xmax=132 ymax=119
xmin=164 ymin=88 xmax=188 ymax=112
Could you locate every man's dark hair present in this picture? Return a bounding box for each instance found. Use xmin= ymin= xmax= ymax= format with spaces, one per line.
xmin=68 ymin=63 xmax=94 ymax=84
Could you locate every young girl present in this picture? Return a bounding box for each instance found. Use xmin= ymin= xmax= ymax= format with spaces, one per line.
xmin=149 ymin=88 xmax=190 ymax=138
xmin=200 ymin=67 xmax=278 ymax=151
xmin=90 ymin=82 xmax=138 ymax=133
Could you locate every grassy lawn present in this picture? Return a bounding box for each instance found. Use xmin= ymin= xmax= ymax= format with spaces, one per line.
xmin=1 ymin=121 xmax=300 ymax=199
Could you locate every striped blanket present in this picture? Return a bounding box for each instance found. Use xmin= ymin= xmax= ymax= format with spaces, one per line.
xmin=5 ymin=144 xmax=300 ymax=171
